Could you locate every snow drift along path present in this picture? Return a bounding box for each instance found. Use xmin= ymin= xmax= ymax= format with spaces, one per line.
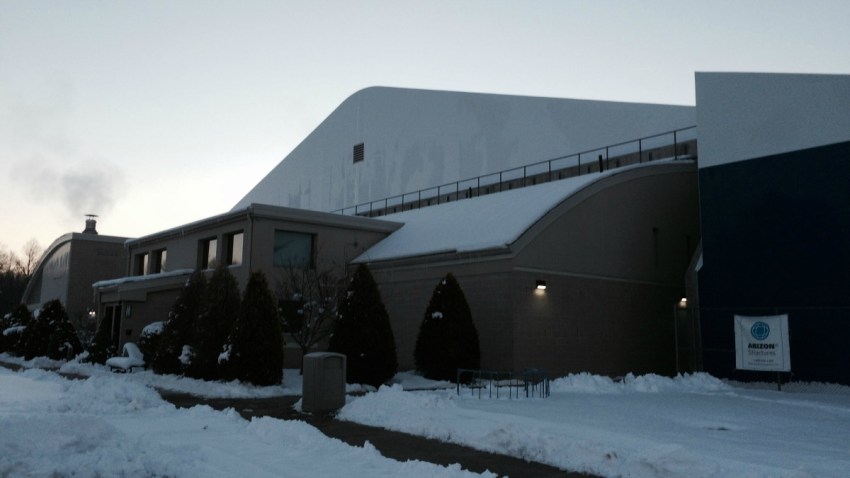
xmin=4 ymin=354 xmax=850 ymax=478
xmin=0 ymin=367 xmax=492 ymax=478
xmin=339 ymin=373 xmax=850 ymax=478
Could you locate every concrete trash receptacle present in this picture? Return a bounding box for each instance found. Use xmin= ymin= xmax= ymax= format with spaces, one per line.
xmin=302 ymin=352 xmax=346 ymax=413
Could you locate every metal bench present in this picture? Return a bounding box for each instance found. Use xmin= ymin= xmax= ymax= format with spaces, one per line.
xmin=106 ymin=342 xmax=146 ymax=372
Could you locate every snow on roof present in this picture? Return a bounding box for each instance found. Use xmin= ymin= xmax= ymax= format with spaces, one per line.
xmin=92 ymin=269 xmax=194 ymax=289
xmin=354 ymin=160 xmax=684 ymax=263
xmin=353 ymin=171 xmax=600 ymax=263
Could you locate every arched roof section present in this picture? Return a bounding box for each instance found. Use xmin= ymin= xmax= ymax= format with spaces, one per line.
xmin=20 ymin=233 xmax=74 ymax=308
xmin=353 ymin=160 xmax=696 ymax=264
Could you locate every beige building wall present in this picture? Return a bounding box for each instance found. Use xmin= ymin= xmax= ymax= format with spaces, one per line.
xmin=98 ymin=205 xmax=400 ymax=364
xmin=367 ymin=164 xmax=699 ymax=378
xmin=510 ymin=166 xmax=700 ymax=377
xmin=370 ymin=261 xmax=518 ymax=374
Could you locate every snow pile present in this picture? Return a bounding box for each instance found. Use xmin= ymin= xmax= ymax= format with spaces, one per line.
xmin=2 ymin=325 xmax=25 ymax=336
xmin=4 ymin=355 xmax=849 ymax=477
xmin=58 ymin=360 xmax=303 ymax=398
xmin=339 ymin=384 xmax=457 ymax=439
xmin=391 ymin=370 xmax=454 ymax=390
xmin=340 ymin=373 xmax=850 ymax=477
xmin=550 ymin=372 xmax=731 ymax=394
xmin=0 ymin=353 xmax=65 ymax=370
xmin=0 ymin=367 xmax=492 ymax=478
xmin=141 ymin=321 xmax=165 ymax=336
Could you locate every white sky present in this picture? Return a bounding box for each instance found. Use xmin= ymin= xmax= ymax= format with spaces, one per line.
xmin=2 ymin=0 xmax=849 ymax=254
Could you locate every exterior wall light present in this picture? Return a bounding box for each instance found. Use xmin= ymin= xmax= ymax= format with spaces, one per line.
xmin=677 ymin=297 xmax=688 ymax=308
xmin=536 ymin=280 xmax=547 ymax=291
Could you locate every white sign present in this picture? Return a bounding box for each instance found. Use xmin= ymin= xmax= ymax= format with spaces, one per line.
xmin=734 ymin=314 xmax=791 ymax=372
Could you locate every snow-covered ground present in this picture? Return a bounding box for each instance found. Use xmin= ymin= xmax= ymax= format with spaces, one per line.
xmin=340 ymin=374 xmax=850 ymax=477
xmin=2 ymin=354 xmax=850 ymax=477
xmin=0 ymin=362 xmax=489 ymax=478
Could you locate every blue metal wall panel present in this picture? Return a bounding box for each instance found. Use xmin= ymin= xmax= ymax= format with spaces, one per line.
xmin=697 ymin=141 xmax=850 ymax=384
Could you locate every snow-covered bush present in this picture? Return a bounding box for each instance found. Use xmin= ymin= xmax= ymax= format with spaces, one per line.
xmin=414 ymin=273 xmax=480 ymax=381
xmin=137 ymin=321 xmax=164 ymax=364
xmin=85 ymin=314 xmax=116 ymax=365
xmin=0 ymin=304 xmax=31 ymax=355
xmin=153 ymin=271 xmax=207 ymax=375
xmin=20 ymin=303 xmax=53 ymax=360
xmin=328 ymin=264 xmax=397 ymax=387
xmin=225 ymin=271 xmax=284 ymax=385
xmin=186 ymin=266 xmax=240 ymax=381
xmin=47 ymin=312 xmax=83 ymax=360
xmin=19 ymin=299 xmax=82 ymax=360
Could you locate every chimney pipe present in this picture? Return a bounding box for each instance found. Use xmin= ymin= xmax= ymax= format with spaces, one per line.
xmin=83 ymin=214 xmax=99 ymax=235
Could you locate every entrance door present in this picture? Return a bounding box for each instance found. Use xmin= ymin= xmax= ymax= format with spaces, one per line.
xmin=106 ymin=304 xmax=122 ymax=350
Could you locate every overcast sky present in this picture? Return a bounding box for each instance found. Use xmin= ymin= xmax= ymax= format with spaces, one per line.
xmin=2 ymin=0 xmax=849 ymax=255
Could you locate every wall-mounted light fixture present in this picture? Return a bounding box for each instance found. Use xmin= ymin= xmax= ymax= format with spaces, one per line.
xmin=536 ymin=280 xmax=547 ymax=291
xmin=677 ymin=297 xmax=688 ymax=309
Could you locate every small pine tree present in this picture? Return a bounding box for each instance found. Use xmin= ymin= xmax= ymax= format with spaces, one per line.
xmin=45 ymin=302 xmax=82 ymax=360
xmin=19 ymin=299 xmax=81 ymax=361
xmin=226 ymin=271 xmax=284 ymax=385
xmin=1 ymin=304 xmax=32 ymax=356
xmin=186 ymin=266 xmax=240 ymax=381
xmin=86 ymin=314 xmax=116 ymax=365
xmin=21 ymin=301 xmax=57 ymax=360
xmin=153 ymin=271 xmax=207 ymax=375
xmin=414 ymin=273 xmax=481 ymax=381
xmin=328 ymin=264 xmax=397 ymax=387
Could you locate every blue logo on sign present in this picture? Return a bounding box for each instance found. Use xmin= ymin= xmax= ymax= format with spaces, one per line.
xmin=751 ymin=321 xmax=770 ymax=341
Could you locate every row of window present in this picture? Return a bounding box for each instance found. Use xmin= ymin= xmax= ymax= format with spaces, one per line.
xmin=134 ymin=249 xmax=166 ymax=276
xmin=133 ymin=230 xmax=315 ymax=276
xmin=199 ymin=231 xmax=244 ymax=270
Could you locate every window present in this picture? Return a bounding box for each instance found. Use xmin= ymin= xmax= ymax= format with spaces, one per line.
xmin=226 ymin=232 xmax=244 ymax=267
xmin=151 ymin=249 xmax=167 ymax=274
xmin=200 ymin=237 xmax=218 ymax=269
xmin=353 ymin=143 xmax=364 ymax=163
xmin=134 ymin=253 xmax=148 ymax=276
xmin=273 ymin=231 xmax=314 ymax=268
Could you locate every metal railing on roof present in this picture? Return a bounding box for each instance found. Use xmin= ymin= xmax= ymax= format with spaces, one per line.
xmin=332 ymin=125 xmax=697 ymax=218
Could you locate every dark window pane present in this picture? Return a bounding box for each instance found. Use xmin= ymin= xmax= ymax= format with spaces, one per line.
xmin=228 ymin=232 xmax=243 ymax=266
xmin=273 ymin=231 xmax=313 ymax=268
xmin=201 ymin=238 xmax=217 ymax=269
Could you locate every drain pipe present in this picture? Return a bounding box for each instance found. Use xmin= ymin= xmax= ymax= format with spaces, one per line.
xmin=247 ymin=206 xmax=254 ymax=272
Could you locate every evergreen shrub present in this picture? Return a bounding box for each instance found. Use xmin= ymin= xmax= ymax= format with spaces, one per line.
xmin=328 ymin=264 xmax=397 ymax=387
xmin=186 ymin=266 xmax=240 ymax=380
xmin=414 ymin=273 xmax=481 ymax=381
xmin=153 ymin=272 xmax=207 ymax=375
xmin=0 ymin=304 xmax=31 ymax=355
xmin=226 ymin=271 xmax=284 ymax=385
xmin=21 ymin=301 xmax=56 ymax=360
xmin=18 ymin=300 xmax=81 ymax=361
xmin=86 ymin=314 xmax=116 ymax=365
